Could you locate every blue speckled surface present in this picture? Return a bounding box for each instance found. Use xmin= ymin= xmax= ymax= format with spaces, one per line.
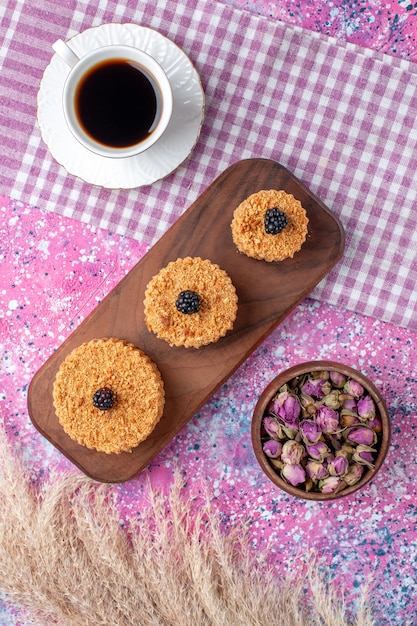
xmin=227 ymin=0 xmax=417 ymax=60
xmin=2 ymin=193 xmax=417 ymax=623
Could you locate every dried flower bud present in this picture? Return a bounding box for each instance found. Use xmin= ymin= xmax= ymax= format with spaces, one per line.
xmin=306 ymin=441 xmax=330 ymax=462
xmin=352 ymin=445 xmax=376 ymax=468
xmin=368 ymin=415 xmax=382 ymax=433
xmin=305 ymin=460 xmax=328 ymax=480
xmin=330 ymin=370 xmax=348 ymax=388
xmin=305 ymin=478 xmax=315 ymax=492
xmin=299 ymin=419 xmax=322 ymax=445
xmin=327 ymin=455 xmax=349 ymax=477
xmin=343 ymin=379 xmax=364 ymax=399
xmin=340 ymin=410 xmax=360 ymax=427
xmin=263 ymin=439 xmax=282 ymax=459
xmin=299 ymin=392 xmax=317 ymax=416
xmin=357 ymin=395 xmax=376 ymax=421
xmin=316 ymin=406 xmax=340 ymax=433
xmin=281 ymin=463 xmax=306 ymax=486
xmin=342 ymin=397 xmax=357 ymax=411
xmin=280 ymin=424 xmax=300 ymax=440
xmin=273 ymin=391 xmax=301 ymax=428
xmin=318 ymin=476 xmax=341 ymax=493
xmin=322 ymin=390 xmax=341 ymax=410
xmin=311 ymin=370 xmax=330 ymax=380
xmin=344 ymin=463 xmax=364 ymax=485
xmin=263 ymin=416 xmax=280 ymax=439
xmin=301 ymin=378 xmax=332 ymax=399
xmin=270 ymin=458 xmax=284 ymax=470
xmin=346 ymin=426 xmax=377 ymax=447
xmin=281 ymin=440 xmax=305 ymax=465
xmin=340 ymin=443 xmax=355 ymax=455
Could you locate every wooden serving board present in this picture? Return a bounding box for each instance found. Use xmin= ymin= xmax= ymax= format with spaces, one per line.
xmin=27 ymin=159 xmax=345 ymax=482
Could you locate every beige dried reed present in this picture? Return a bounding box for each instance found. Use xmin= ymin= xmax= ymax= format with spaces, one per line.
xmin=0 ymin=424 xmax=375 ymax=626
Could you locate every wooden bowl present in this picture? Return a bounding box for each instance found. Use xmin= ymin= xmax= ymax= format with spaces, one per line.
xmin=251 ymin=360 xmax=390 ymax=500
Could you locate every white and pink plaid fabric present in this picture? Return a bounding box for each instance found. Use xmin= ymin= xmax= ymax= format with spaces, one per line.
xmin=1 ymin=0 xmax=417 ymax=329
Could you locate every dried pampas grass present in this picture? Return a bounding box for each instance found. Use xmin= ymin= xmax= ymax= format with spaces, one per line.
xmin=0 ymin=426 xmax=375 ymax=626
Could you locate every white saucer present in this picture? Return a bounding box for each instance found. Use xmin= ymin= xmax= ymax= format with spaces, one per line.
xmin=37 ymin=23 xmax=205 ymax=189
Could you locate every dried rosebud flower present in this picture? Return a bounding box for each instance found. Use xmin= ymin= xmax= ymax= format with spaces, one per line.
xmin=318 ymin=476 xmax=341 ymax=493
xmin=342 ymin=397 xmax=357 ymax=411
xmin=306 ymin=441 xmax=330 ymax=462
xmin=281 ymin=440 xmax=305 ymax=465
xmin=357 ymin=395 xmax=376 ymax=421
xmin=326 ymin=452 xmax=335 ymax=464
xmin=340 ymin=443 xmax=355 ymax=455
xmin=281 ymin=426 xmax=299 ymax=440
xmin=316 ymin=406 xmax=340 ymax=433
xmin=328 ymin=455 xmax=349 ymax=477
xmin=305 ymin=460 xmax=328 ymax=480
xmin=352 ymin=445 xmax=376 ymax=468
xmin=346 ymin=426 xmax=377 ymax=447
xmin=311 ymin=370 xmax=330 ymax=380
xmin=263 ymin=439 xmax=282 ymax=459
xmin=299 ymin=419 xmax=322 ymax=444
xmin=273 ymin=391 xmax=301 ymax=428
xmin=270 ymin=458 xmax=284 ymax=470
xmin=299 ymin=392 xmax=317 ymax=416
xmin=343 ymin=379 xmax=364 ymax=399
xmin=301 ymin=378 xmax=331 ymax=399
xmin=329 ymin=370 xmax=347 ymax=387
xmin=263 ymin=416 xmax=280 ymax=439
xmin=305 ymin=478 xmax=315 ymax=492
xmin=322 ymin=390 xmax=341 ymax=410
xmin=281 ymin=463 xmax=306 ymax=486
xmin=368 ymin=415 xmax=382 ymax=433
xmin=344 ymin=463 xmax=364 ymax=485
xmin=340 ymin=410 xmax=360 ymax=427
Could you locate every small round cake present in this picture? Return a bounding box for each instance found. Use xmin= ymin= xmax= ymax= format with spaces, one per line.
xmin=231 ymin=189 xmax=309 ymax=262
xmin=53 ymin=337 xmax=165 ymax=454
xmin=144 ymin=257 xmax=238 ymax=349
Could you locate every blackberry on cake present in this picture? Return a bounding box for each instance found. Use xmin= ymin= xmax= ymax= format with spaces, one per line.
xmin=144 ymin=257 xmax=238 ymax=349
xmin=231 ymin=189 xmax=309 ymax=262
xmin=53 ymin=338 xmax=165 ymax=454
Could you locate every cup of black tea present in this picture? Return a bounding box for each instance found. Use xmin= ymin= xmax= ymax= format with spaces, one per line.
xmin=53 ymin=39 xmax=173 ymax=158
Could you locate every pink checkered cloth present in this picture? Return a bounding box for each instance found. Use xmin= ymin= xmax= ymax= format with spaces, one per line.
xmin=1 ymin=0 xmax=417 ymax=330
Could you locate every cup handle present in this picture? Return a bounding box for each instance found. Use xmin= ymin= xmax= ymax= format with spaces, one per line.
xmin=52 ymin=39 xmax=80 ymax=68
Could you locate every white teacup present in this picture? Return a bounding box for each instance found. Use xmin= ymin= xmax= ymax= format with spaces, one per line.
xmin=53 ymin=39 xmax=173 ymax=158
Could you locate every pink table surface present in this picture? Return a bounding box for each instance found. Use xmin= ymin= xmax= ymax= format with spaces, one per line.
xmin=1 ymin=0 xmax=417 ymax=624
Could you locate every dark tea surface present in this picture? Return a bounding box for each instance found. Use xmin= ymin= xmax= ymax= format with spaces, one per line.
xmin=75 ymin=59 xmax=160 ymax=148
